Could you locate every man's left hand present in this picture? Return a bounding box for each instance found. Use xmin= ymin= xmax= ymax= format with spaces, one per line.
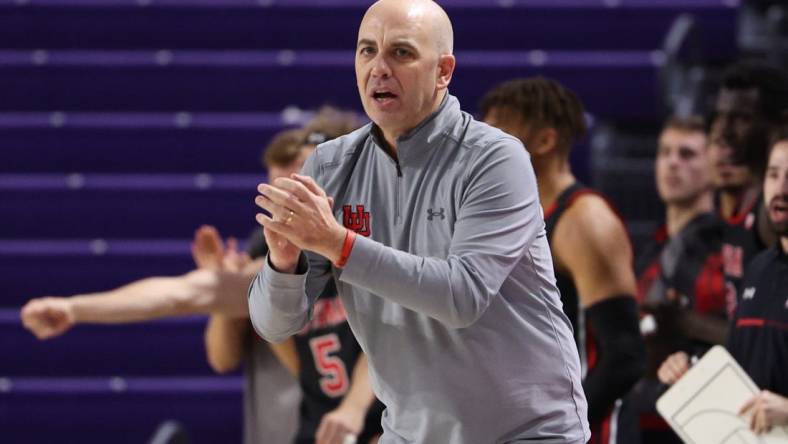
xmin=315 ymin=404 xmax=364 ymax=444
xmin=255 ymin=174 xmax=346 ymax=263
xmin=740 ymin=390 xmax=788 ymax=434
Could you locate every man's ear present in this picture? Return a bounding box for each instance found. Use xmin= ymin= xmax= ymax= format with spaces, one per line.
xmin=436 ymin=54 xmax=456 ymax=90
xmin=530 ymin=127 xmax=559 ymax=156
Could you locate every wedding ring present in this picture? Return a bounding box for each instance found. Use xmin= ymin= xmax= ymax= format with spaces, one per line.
xmin=342 ymin=434 xmax=357 ymax=444
xmin=284 ymin=210 xmax=294 ymax=225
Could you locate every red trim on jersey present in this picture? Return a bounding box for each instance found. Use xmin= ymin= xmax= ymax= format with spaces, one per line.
xmin=599 ymin=414 xmax=612 ymax=444
xmin=737 ymin=318 xmax=765 ymax=327
xmin=545 ymin=189 xmax=620 ymax=222
xmin=653 ymin=225 xmax=669 ymax=243
xmin=693 ymin=253 xmax=726 ymax=315
xmin=297 ymin=297 xmax=348 ymax=336
xmin=589 ymin=407 xmax=619 ymax=444
xmin=547 ymin=188 xmax=633 ymax=256
xmin=554 ymin=189 xmax=625 ymax=222
xmin=725 ymin=195 xmax=758 ymax=226
xmin=565 ymin=189 xmax=597 ymax=212
xmin=572 ymin=191 xmax=631 ymax=254
xmin=727 ymin=211 xmax=747 ymax=226
xmin=586 ymin=323 xmax=599 ymax=370
xmin=635 ymin=225 xmax=668 ymax=304
xmin=578 ymin=190 xmax=627 ymax=229
xmin=636 ymin=261 xmax=661 ymax=304
xmin=737 ymin=318 xmax=788 ymax=331
xmin=544 ymin=201 xmax=559 ymax=220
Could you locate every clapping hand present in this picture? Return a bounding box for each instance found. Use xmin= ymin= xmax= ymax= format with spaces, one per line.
xmin=255 ymin=174 xmax=345 ymax=272
xmin=191 ymin=225 xmax=250 ymax=272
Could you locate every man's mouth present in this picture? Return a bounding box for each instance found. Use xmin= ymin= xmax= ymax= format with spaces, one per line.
xmin=722 ymin=141 xmax=749 ymax=165
xmin=716 ymin=162 xmax=735 ymax=175
xmin=770 ymin=198 xmax=788 ymax=222
xmin=664 ymin=174 xmax=681 ymax=184
xmin=372 ymin=90 xmax=398 ymax=102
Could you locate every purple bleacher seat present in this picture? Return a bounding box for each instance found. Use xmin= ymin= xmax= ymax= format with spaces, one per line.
xmin=0 ymin=0 xmax=736 ymax=59
xmin=0 ymin=112 xmax=300 ymax=173
xmin=0 ymin=49 xmax=662 ymax=122
xmin=0 ymin=2 xmax=734 ymax=441
xmin=0 ymin=239 xmax=243 ymax=307
xmin=0 ymin=174 xmax=262 ymax=238
xmin=0 ymin=376 xmax=242 ymax=444
xmin=0 ymin=309 xmax=224 ymax=375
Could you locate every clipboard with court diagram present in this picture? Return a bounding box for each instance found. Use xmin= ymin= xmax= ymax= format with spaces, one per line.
xmin=657 ymin=346 xmax=788 ymax=444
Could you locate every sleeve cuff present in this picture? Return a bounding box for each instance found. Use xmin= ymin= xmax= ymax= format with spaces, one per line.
xmin=338 ymin=234 xmax=380 ymax=286
xmin=261 ymin=252 xmax=310 ymax=314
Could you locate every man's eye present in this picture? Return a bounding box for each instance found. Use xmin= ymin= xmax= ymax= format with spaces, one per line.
xmin=395 ymin=48 xmax=412 ymax=57
xmin=359 ymin=47 xmax=375 ymax=56
xmin=678 ymin=148 xmax=696 ymax=159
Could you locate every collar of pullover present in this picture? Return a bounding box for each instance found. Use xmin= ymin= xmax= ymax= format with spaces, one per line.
xmin=370 ymin=92 xmax=460 ymax=164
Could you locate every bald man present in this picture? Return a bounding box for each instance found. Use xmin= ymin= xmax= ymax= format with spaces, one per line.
xmin=249 ymin=1 xmax=590 ymax=443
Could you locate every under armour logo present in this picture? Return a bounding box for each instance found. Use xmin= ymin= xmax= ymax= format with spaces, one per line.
xmin=427 ymin=208 xmax=445 ymax=221
xmin=742 ymin=287 xmax=756 ymax=300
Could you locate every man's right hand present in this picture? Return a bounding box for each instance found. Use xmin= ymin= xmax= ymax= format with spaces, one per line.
xmin=657 ymin=351 xmax=690 ymax=386
xmin=257 ymin=190 xmax=336 ymax=274
xmin=20 ymin=297 xmax=76 ymax=340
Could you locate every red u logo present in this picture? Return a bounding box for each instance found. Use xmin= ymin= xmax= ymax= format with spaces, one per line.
xmin=342 ymin=205 xmax=371 ymax=237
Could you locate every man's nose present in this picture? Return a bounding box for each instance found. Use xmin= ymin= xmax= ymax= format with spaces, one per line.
xmin=370 ymin=55 xmax=392 ymax=78
xmin=720 ymin=116 xmax=737 ymax=139
xmin=664 ymin=151 xmax=680 ymax=169
xmin=712 ymin=115 xmax=734 ymax=140
xmin=718 ymin=143 xmax=734 ymax=158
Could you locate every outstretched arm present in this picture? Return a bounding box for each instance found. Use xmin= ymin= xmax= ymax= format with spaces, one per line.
xmin=21 ymin=270 xmax=224 ymax=339
xmin=22 ymin=227 xmax=258 ymax=340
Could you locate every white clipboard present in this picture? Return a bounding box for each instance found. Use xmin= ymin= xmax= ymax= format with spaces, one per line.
xmin=656 ymin=346 xmax=788 ymax=443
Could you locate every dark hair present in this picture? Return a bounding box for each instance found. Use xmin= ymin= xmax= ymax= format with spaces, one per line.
xmin=721 ymin=61 xmax=788 ymax=123
xmin=771 ymin=121 xmax=788 ymax=148
xmin=262 ymin=128 xmax=306 ymax=169
xmin=662 ymin=115 xmax=707 ymax=134
xmin=480 ymin=76 xmax=587 ymax=153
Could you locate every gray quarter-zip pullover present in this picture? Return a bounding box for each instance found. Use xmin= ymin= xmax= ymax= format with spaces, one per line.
xmin=249 ymin=94 xmax=589 ymax=443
